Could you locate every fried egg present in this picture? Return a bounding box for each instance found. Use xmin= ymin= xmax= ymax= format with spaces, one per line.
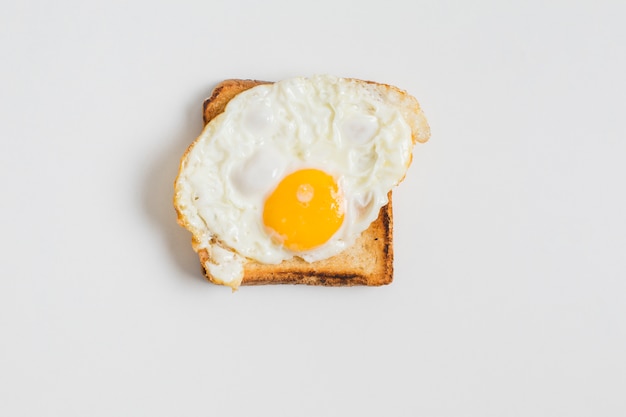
xmin=174 ymin=75 xmax=429 ymax=288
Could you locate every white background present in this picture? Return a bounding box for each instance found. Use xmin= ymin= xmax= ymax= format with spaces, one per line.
xmin=1 ymin=0 xmax=625 ymax=415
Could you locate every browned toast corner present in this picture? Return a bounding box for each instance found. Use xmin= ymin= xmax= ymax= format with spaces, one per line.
xmin=198 ymin=79 xmax=394 ymax=287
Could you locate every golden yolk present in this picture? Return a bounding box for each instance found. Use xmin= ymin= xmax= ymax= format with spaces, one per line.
xmin=263 ymin=169 xmax=344 ymax=251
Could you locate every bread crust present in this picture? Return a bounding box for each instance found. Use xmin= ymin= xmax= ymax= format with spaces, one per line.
xmin=177 ymin=77 xmax=428 ymax=288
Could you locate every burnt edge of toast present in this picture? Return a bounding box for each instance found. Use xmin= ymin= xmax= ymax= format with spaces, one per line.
xmin=198 ymin=79 xmax=394 ymax=287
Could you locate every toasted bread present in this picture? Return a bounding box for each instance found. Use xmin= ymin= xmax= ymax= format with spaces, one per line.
xmin=176 ymin=77 xmax=429 ymax=288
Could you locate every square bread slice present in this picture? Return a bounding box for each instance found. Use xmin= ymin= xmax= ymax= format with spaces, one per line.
xmin=197 ymin=79 xmax=394 ymax=286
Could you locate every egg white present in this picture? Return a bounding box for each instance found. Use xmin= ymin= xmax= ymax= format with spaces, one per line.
xmin=175 ymin=75 xmax=416 ymax=284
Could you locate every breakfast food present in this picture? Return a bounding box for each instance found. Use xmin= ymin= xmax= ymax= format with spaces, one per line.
xmin=174 ymin=75 xmax=430 ymax=289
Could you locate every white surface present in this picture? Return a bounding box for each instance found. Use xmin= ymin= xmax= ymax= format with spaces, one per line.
xmin=1 ymin=0 xmax=625 ymax=415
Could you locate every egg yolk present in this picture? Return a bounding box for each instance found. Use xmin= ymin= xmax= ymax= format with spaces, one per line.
xmin=263 ymin=169 xmax=344 ymax=251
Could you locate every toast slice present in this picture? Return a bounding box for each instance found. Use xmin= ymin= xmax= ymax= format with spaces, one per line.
xmin=198 ymin=79 xmax=394 ymax=287
xmin=176 ymin=76 xmax=430 ymax=288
